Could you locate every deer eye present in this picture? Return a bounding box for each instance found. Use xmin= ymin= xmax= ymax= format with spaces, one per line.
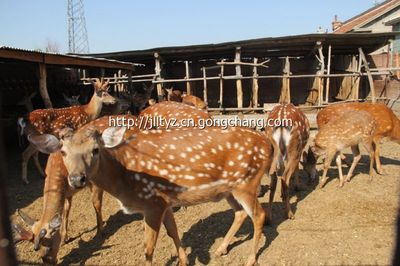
xmin=60 ymin=150 xmax=66 ymax=157
xmin=92 ymin=148 xmax=99 ymax=156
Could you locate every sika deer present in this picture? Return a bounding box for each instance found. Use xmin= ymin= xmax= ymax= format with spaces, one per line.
xmin=311 ymin=110 xmax=377 ymax=188
xmin=265 ymin=104 xmax=315 ymax=221
xmin=165 ymin=88 xmax=207 ymax=110
xmin=13 ymin=115 xmax=138 ymax=265
xmin=32 ymin=122 xmax=273 ymax=266
xmin=20 ymin=78 xmax=116 ymax=183
xmin=317 ymin=102 xmax=400 ymax=174
xmin=14 ymin=153 xmax=103 ymax=265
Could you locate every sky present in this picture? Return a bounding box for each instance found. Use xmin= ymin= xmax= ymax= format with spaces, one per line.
xmin=0 ymin=0 xmax=380 ymax=53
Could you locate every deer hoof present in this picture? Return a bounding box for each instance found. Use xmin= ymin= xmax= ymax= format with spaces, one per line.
xmin=214 ymin=246 xmax=228 ymax=257
xmin=287 ymin=212 xmax=295 ymax=220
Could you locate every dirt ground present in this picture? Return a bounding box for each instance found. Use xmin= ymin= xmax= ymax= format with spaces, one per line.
xmin=6 ymin=130 xmax=400 ymax=266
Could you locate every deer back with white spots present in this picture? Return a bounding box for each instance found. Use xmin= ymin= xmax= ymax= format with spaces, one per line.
xmin=265 ymin=103 xmax=314 ymax=222
xmin=312 ymin=109 xmax=377 ymax=188
xmin=31 ymin=121 xmax=273 ymax=266
xmin=317 ymin=102 xmax=400 ymax=175
xmin=19 ymin=78 xmax=116 ymax=184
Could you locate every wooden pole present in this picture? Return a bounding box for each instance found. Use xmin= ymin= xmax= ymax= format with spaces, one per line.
xmin=279 ymin=56 xmax=291 ymax=103
xmin=219 ymin=64 xmax=224 ymax=109
xmin=202 ymin=67 xmax=208 ymax=105
xmin=252 ymin=58 xmax=259 ymax=108
xmin=128 ymin=70 xmax=133 ymax=93
xmin=185 ymin=61 xmax=191 ymax=95
xmin=317 ymin=46 xmax=325 ymax=106
xmin=235 ymin=47 xmax=243 ymax=108
xmin=38 ymin=63 xmax=52 ymax=108
xmin=325 ymin=45 xmax=331 ymax=103
xmin=358 ymin=47 xmax=376 ymax=103
xmin=154 ymin=52 xmax=164 ymax=102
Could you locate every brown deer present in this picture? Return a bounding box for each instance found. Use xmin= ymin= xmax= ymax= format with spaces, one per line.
xmin=31 ymin=121 xmax=273 ymax=266
xmin=165 ymin=88 xmax=207 ymax=110
xmin=265 ymin=104 xmax=315 ymax=221
xmin=311 ymin=110 xmax=377 ymax=188
xmin=13 ymin=115 xmax=138 ymax=265
xmin=317 ymin=102 xmax=400 ymax=174
xmin=20 ymin=78 xmax=116 ymax=183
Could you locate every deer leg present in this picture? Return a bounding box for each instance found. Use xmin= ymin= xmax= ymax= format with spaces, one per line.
xmin=336 ymin=154 xmax=344 ymax=187
xmin=373 ymin=139 xmax=383 ymax=175
xmin=90 ymin=185 xmax=104 ymax=234
xmin=143 ymin=207 xmax=165 ymax=266
xmin=61 ymin=196 xmax=72 ymax=244
xmin=21 ymin=143 xmax=37 ymax=184
xmin=366 ymin=141 xmax=377 ymax=180
xmin=266 ymin=172 xmax=278 ymax=225
xmin=293 ymin=165 xmax=302 ymax=191
xmin=319 ymin=151 xmax=335 ymax=189
xmin=33 ymin=151 xmax=45 ymax=177
xmin=345 ymin=145 xmax=361 ymax=183
xmin=281 ymin=158 xmax=299 ymax=219
xmin=162 ymin=208 xmax=187 ymax=265
xmin=215 ymin=195 xmax=248 ymax=257
xmin=231 ymin=190 xmax=265 ymax=266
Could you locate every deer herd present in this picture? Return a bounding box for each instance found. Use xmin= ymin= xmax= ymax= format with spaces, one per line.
xmin=12 ymin=78 xmax=400 ymax=265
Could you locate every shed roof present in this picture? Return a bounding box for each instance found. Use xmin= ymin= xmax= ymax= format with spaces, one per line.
xmin=87 ymin=33 xmax=396 ymax=63
xmin=0 ymin=46 xmax=134 ymax=71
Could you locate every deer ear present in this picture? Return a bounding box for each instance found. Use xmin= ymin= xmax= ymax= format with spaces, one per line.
xmin=49 ymin=213 xmax=62 ymax=230
xmin=103 ymin=78 xmax=110 ymax=88
xmin=28 ymin=134 xmax=61 ymax=154
xmin=13 ymin=224 xmax=34 ymax=243
xmin=102 ymin=126 xmax=127 ymax=148
xmin=302 ymin=151 xmax=308 ymax=164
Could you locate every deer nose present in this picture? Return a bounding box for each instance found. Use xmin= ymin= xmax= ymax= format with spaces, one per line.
xmin=68 ymin=175 xmax=87 ymax=188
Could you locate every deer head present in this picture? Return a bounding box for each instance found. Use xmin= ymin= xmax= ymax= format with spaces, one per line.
xmin=29 ymin=126 xmax=126 ymax=189
xmin=14 ymin=209 xmax=62 ymax=264
xmin=62 ymin=93 xmax=81 ymax=106
xmin=301 ymin=147 xmax=317 ymax=179
xmin=91 ymin=78 xmax=116 ymax=105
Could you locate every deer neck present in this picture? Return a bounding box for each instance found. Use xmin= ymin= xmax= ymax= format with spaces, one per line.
xmin=84 ymin=94 xmax=103 ymax=120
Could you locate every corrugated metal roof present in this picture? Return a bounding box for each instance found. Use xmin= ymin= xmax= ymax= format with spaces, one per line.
xmin=0 ymin=46 xmax=135 ymax=70
xmin=86 ymin=33 xmax=397 ymax=63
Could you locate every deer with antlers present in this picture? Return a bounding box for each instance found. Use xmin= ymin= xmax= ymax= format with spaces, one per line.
xmin=19 ymin=78 xmax=116 ymax=183
xmin=14 ymin=115 xmax=140 ymax=265
xmin=30 ymin=120 xmax=273 ymax=266
xmin=265 ymin=104 xmax=315 ymax=222
xmin=317 ymin=102 xmax=400 ymax=175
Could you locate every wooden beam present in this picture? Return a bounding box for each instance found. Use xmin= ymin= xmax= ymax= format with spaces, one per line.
xmin=252 ymin=58 xmax=259 ymax=108
xmin=325 ymin=45 xmax=331 ymax=103
xmin=317 ymin=45 xmax=325 ymax=106
xmin=219 ymin=64 xmax=224 ymax=109
xmin=235 ymin=47 xmax=243 ymax=108
xmin=185 ymin=61 xmax=191 ymax=95
xmin=38 ymin=63 xmax=52 ymax=108
xmin=154 ymin=52 xmax=164 ymax=102
xmin=279 ymin=56 xmax=291 ymax=104
xmin=202 ymin=67 xmax=208 ymax=105
xmin=358 ymin=47 xmax=376 ymax=103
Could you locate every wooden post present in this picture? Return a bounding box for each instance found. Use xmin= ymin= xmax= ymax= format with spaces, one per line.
xmin=235 ymin=47 xmax=243 ymax=108
xmin=154 ymin=52 xmax=164 ymax=102
xmin=219 ymin=64 xmax=224 ymax=109
xmin=317 ymin=46 xmax=325 ymax=106
xmin=185 ymin=61 xmax=191 ymax=95
xmin=202 ymin=67 xmax=208 ymax=105
xmin=279 ymin=57 xmax=291 ymax=103
xmin=100 ymin=68 xmax=105 ymax=78
xmin=252 ymin=58 xmax=259 ymax=108
xmin=359 ymin=48 xmax=376 ymax=103
xmin=128 ymin=70 xmax=133 ymax=93
xmin=325 ymin=45 xmax=331 ymax=103
xmin=38 ymin=63 xmax=52 ymax=108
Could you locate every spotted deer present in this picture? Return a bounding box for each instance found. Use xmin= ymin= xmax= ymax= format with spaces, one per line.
xmin=165 ymin=88 xmax=207 ymax=110
xmin=311 ymin=110 xmax=377 ymax=188
xmin=13 ymin=115 xmax=139 ymax=265
xmin=31 ymin=121 xmax=273 ymax=266
xmin=265 ymin=104 xmax=315 ymax=221
xmin=317 ymin=102 xmax=400 ymax=174
xmin=19 ymin=78 xmax=116 ymax=183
